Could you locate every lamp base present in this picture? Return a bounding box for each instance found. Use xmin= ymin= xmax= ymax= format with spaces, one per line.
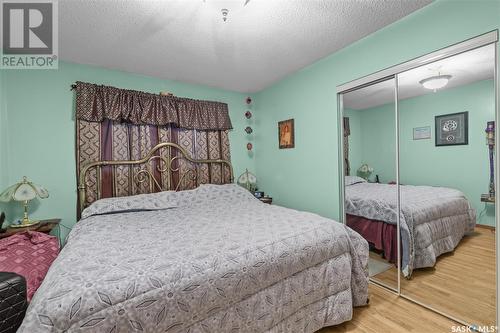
xmin=10 ymin=219 xmax=40 ymax=228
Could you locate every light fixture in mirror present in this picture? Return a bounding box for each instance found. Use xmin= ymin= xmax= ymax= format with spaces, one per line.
xmin=419 ymin=74 xmax=452 ymax=91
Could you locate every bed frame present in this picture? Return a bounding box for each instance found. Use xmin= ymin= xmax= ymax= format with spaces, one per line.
xmin=78 ymin=142 xmax=233 ymax=213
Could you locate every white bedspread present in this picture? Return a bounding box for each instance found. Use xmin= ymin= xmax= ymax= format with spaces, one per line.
xmin=19 ymin=184 xmax=369 ymax=333
xmin=346 ymin=182 xmax=475 ymax=276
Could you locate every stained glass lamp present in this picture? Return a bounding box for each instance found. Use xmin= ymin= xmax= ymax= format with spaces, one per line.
xmin=357 ymin=164 xmax=374 ymax=180
xmin=0 ymin=176 xmax=49 ymax=228
xmin=237 ymin=169 xmax=257 ymax=192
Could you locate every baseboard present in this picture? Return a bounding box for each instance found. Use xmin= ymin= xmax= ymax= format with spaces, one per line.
xmin=476 ymin=224 xmax=496 ymax=230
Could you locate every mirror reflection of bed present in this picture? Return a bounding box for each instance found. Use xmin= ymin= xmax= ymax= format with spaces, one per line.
xmin=341 ymin=42 xmax=496 ymax=327
xmin=342 ymin=78 xmax=398 ymax=290
xmin=396 ymin=43 xmax=496 ymax=325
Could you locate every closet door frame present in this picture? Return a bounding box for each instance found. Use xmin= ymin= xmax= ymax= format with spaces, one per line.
xmin=337 ymin=76 xmax=400 ymax=294
xmin=337 ymin=30 xmax=499 ymax=327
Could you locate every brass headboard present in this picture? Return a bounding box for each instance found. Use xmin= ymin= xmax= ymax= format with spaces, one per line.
xmin=78 ymin=142 xmax=233 ymax=213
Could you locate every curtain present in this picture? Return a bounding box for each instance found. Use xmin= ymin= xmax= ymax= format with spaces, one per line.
xmin=343 ymin=117 xmax=350 ymax=176
xmin=75 ymin=82 xmax=232 ymax=216
xmin=76 ymin=121 xmax=231 ymax=210
xmin=75 ymin=81 xmax=232 ymax=130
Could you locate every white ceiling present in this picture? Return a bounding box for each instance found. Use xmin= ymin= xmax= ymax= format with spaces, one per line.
xmin=343 ymin=44 xmax=496 ymax=110
xmin=59 ymin=0 xmax=433 ymax=93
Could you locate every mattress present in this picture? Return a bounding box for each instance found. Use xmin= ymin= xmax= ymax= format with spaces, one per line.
xmin=19 ymin=184 xmax=369 ymax=333
xmin=345 ymin=182 xmax=476 ymax=277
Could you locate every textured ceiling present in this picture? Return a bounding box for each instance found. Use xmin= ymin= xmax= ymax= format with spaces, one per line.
xmin=59 ymin=0 xmax=433 ymax=93
xmin=343 ymin=44 xmax=495 ymax=110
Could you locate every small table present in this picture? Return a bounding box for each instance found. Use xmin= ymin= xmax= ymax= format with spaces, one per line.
xmin=259 ymin=197 xmax=273 ymax=205
xmin=0 ymin=219 xmax=61 ymax=239
xmin=481 ymin=194 xmax=495 ymax=203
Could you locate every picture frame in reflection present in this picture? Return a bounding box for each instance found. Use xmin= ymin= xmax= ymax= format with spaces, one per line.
xmin=435 ymin=112 xmax=468 ymax=146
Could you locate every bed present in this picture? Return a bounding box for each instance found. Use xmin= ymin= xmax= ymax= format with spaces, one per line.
xmin=344 ymin=176 xmax=476 ymax=277
xmin=18 ymin=143 xmax=369 ymax=333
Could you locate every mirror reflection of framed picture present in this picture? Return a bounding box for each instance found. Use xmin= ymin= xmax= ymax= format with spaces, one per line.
xmin=278 ymin=119 xmax=294 ymax=149
xmin=413 ymin=126 xmax=431 ymax=140
xmin=435 ymin=111 xmax=468 ymax=146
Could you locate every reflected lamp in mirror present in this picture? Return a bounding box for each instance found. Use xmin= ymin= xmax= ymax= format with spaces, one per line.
xmin=0 ymin=176 xmax=49 ymax=228
xmin=419 ymin=74 xmax=452 ymax=92
xmin=237 ymin=169 xmax=257 ymax=192
xmin=357 ymin=164 xmax=374 ymax=181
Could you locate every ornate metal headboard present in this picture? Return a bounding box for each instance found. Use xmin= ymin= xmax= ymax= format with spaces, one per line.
xmin=77 ymin=142 xmax=233 ymax=213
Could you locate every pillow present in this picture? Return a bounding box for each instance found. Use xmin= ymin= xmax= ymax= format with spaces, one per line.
xmin=345 ymin=176 xmax=367 ymax=186
xmin=197 ymin=183 xmax=259 ymax=201
xmin=81 ymin=191 xmax=178 ymax=219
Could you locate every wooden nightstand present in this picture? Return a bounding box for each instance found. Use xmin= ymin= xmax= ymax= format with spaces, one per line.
xmin=481 ymin=194 xmax=495 ymax=203
xmin=259 ymin=197 xmax=273 ymax=204
xmin=0 ymin=219 xmax=61 ymax=239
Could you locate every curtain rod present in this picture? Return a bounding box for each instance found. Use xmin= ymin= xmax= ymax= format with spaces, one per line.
xmin=70 ymin=83 xmax=174 ymax=96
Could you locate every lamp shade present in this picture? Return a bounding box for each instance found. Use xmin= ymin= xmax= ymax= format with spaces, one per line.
xmin=357 ymin=164 xmax=374 ymax=180
xmin=0 ymin=176 xmax=49 ymax=202
xmin=237 ymin=169 xmax=257 ymax=192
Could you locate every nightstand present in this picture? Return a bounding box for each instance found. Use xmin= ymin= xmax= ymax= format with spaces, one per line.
xmin=0 ymin=219 xmax=61 ymax=239
xmin=259 ymin=197 xmax=273 ymax=204
xmin=481 ymin=194 xmax=495 ymax=203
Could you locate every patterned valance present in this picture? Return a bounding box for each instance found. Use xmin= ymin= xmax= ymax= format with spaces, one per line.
xmin=74 ymin=81 xmax=233 ymax=130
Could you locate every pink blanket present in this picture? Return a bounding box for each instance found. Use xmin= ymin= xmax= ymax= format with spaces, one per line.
xmin=0 ymin=231 xmax=59 ymax=301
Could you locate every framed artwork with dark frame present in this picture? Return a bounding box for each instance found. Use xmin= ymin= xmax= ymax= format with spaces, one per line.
xmin=435 ymin=111 xmax=468 ymax=146
xmin=278 ymin=119 xmax=295 ymax=149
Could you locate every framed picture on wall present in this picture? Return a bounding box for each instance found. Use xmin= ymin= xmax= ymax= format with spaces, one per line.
xmin=413 ymin=126 xmax=431 ymax=140
xmin=435 ymin=111 xmax=468 ymax=146
xmin=278 ymin=119 xmax=294 ymax=149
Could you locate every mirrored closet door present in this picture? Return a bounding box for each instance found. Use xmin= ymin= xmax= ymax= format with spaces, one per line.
xmin=338 ymin=30 xmax=498 ymax=328
xmin=341 ymin=78 xmax=399 ymax=291
xmin=398 ymin=43 xmax=496 ymax=327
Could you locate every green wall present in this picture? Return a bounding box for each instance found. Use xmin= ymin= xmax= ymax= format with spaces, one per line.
xmin=346 ymin=80 xmax=495 ymax=226
xmin=1 ymin=62 xmax=254 ymax=237
xmin=345 ymin=105 xmax=397 ymax=184
xmin=0 ymin=69 xmax=8 ymax=216
xmin=254 ymin=0 xmax=500 ymax=221
xmin=400 ymin=80 xmax=495 ymax=226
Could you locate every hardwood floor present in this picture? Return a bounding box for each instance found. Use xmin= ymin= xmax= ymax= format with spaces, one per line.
xmin=317 ymin=226 xmax=495 ymax=332
xmin=373 ymin=226 xmax=496 ymax=326
xmin=318 ymin=284 xmax=457 ymax=333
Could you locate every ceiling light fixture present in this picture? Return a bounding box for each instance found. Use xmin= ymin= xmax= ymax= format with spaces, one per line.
xmin=203 ymin=0 xmax=251 ymax=22
xmin=419 ymin=74 xmax=452 ymax=92
xmin=221 ymin=8 xmax=229 ymax=21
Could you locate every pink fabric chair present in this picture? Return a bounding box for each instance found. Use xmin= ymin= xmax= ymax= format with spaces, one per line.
xmin=0 ymin=232 xmax=59 ymax=301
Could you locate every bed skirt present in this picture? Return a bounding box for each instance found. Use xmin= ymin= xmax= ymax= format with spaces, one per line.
xmin=346 ymin=214 xmax=398 ymax=265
